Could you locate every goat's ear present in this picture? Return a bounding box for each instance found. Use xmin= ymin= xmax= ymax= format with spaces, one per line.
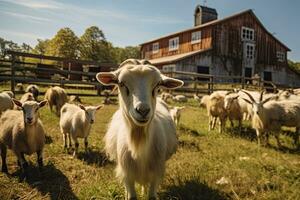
xmin=38 ymin=100 xmax=47 ymax=108
xmin=12 ymin=98 xmax=22 ymax=108
xmin=95 ymin=105 xmax=103 ymax=110
xmin=96 ymin=72 xmax=118 ymax=85
xmin=160 ymin=75 xmax=184 ymax=89
xmin=242 ymin=98 xmax=252 ymax=105
xmin=79 ymin=104 xmax=86 ymax=111
xmin=233 ymin=95 xmax=239 ymax=100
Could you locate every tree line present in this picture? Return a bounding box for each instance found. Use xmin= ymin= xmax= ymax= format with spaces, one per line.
xmin=0 ymin=26 xmax=140 ymax=64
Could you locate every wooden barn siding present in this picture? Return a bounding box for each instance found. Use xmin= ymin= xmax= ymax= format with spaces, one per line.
xmin=212 ymin=12 xmax=288 ymax=71
xmin=141 ymin=27 xmax=212 ymax=60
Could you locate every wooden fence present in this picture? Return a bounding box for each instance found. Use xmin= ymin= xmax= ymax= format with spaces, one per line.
xmin=0 ymin=51 xmax=279 ymax=96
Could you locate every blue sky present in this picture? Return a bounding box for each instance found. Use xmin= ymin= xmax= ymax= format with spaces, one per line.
xmin=0 ymin=0 xmax=299 ymax=61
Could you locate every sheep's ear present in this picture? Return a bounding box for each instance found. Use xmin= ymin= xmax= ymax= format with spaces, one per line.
xmin=160 ymin=75 xmax=184 ymax=89
xmin=96 ymin=72 xmax=118 ymax=86
xmin=12 ymin=98 xmax=22 ymax=108
xmin=38 ymin=100 xmax=47 ymax=108
xmin=95 ymin=105 xmax=103 ymax=110
xmin=79 ymin=104 xmax=86 ymax=111
xmin=242 ymin=98 xmax=252 ymax=105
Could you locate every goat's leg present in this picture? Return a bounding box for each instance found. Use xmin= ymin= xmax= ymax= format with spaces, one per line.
xmin=62 ymin=132 xmax=67 ymax=150
xmin=212 ymin=117 xmax=217 ymax=130
xmin=68 ymin=133 xmax=72 ymax=148
xmin=37 ymin=150 xmax=44 ymax=170
xmin=274 ymin=133 xmax=282 ymax=148
xmin=124 ymin=178 xmax=136 ymax=200
xmin=256 ymin=130 xmax=261 ymax=146
xmin=149 ymin=179 xmax=159 ymax=200
xmin=84 ymin=137 xmax=88 ymax=153
xmin=208 ymin=115 xmax=212 ymax=131
xmin=71 ymin=133 xmax=79 ymax=158
xmin=0 ymin=144 xmax=8 ymax=173
xmin=15 ymin=152 xmax=28 ymax=181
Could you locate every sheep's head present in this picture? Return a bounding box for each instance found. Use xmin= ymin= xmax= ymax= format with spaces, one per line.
xmin=224 ymin=94 xmax=239 ymax=110
xmin=79 ymin=104 xmax=103 ymax=124
xmin=12 ymin=99 xmax=47 ymax=125
xmin=96 ymin=59 xmax=183 ymax=126
xmin=241 ymin=90 xmax=274 ymax=115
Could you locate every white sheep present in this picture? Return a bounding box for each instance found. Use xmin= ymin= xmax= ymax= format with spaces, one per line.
xmin=224 ymin=93 xmax=243 ymax=131
xmin=241 ymin=90 xmax=300 ymax=147
xmin=20 ymin=92 xmax=35 ymax=103
xmin=206 ymin=91 xmax=227 ymax=133
xmin=0 ymin=99 xmax=47 ymax=179
xmin=96 ymin=59 xmax=183 ymax=199
xmin=44 ymin=86 xmax=68 ymax=116
xmin=172 ymin=94 xmax=187 ymax=102
xmin=0 ymin=92 xmax=13 ymax=115
xmin=169 ymin=106 xmax=185 ymax=126
xmin=199 ymin=95 xmax=210 ymax=108
xmin=25 ymin=84 xmax=39 ymax=100
xmin=59 ymin=103 xmax=102 ymax=157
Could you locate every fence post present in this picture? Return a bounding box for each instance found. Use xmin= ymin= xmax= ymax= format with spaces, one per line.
xmin=241 ymin=76 xmax=245 ymax=89
xmin=10 ymin=55 xmax=16 ymax=93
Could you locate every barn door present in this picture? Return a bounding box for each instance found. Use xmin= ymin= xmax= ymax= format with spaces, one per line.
xmin=243 ymin=42 xmax=255 ymax=73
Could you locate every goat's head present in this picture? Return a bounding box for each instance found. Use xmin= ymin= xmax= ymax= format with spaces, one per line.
xmin=224 ymin=94 xmax=239 ymax=110
xmin=13 ymin=99 xmax=47 ymax=125
xmin=79 ymin=104 xmax=103 ymax=124
xmin=96 ymin=59 xmax=183 ymax=126
xmin=241 ymin=90 xmax=274 ymax=115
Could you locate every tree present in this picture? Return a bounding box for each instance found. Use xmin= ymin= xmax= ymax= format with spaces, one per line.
xmin=80 ymin=26 xmax=115 ymax=62
xmin=33 ymin=39 xmax=50 ymax=54
xmin=113 ymin=46 xmax=140 ymax=64
xmin=21 ymin=43 xmax=32 ymax=53
xmin=47 ymin=28 xmax=80 ymax=58
xmin=0 ymin=37 xmax=21 ymax=59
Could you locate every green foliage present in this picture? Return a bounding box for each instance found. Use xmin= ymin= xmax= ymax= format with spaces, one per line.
xmin=288 ymin=59 xmax=300 ymax=73
xmin=113 ymin=46 xmax=140 ymax=64
xmin=33 ymin=39 xmax=50 ymax=55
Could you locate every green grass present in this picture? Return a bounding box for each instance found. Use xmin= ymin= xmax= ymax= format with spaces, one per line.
xmin=0 ymin=95 xmax=299 ymax=200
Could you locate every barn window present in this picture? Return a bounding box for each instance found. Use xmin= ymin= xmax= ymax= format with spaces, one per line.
xmin=245 ymin=43 xmax=255 ymax=59
xmin=152 ymin=42 xmax=159 ymax=53
xmin=241 ymin=27 xmax=254 ymax=41
xmin=169 ymin=37 xmax=179 ymax=51
xmin=191 ymin=31 xmax=201 ymax=44
xmin=277 ymin=51 xmax=285 ymax=62
xmin=162 ymin=64 xmax=176 ymax=72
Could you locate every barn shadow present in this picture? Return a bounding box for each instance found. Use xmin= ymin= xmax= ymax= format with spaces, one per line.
xmin=77 ymin=150 xmax=112 ymax=167
xmin=160 ymin=179 xmax=229 ymax=200
xmin=12 ymin=162 xmax=78 ymax=200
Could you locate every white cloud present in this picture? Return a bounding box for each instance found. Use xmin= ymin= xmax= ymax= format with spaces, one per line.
xmin=1 ymin=11 xmax=52 ymax=23
xmin=0 ymin=0 xmax=62 ymax=9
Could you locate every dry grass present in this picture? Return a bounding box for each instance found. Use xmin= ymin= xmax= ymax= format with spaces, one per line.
xmin=0 ymin=94 xmax=299 ymax=200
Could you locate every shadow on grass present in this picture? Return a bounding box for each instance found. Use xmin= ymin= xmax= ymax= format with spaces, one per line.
xmin=45 ymin=135 xmax=53 ymax=144
xmin=178 ymin=124 xmax=203 ymax=137
xmin=77 ymin=150 xmax=112 ymax=167
xmin=178 ymin=140 xmax=201 ymax=152
xmin=12 ymin=163 xmax=78 ymax=200
xmin=160 ymin=179 xmax=229 ymax=200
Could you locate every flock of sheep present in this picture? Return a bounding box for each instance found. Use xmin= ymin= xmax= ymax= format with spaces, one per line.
xmin=0 ymin=58 xmax=299 ymax=199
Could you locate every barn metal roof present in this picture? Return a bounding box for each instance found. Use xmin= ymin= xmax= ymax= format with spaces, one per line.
xmin=149 ymin=48 xmax=211 ymax=65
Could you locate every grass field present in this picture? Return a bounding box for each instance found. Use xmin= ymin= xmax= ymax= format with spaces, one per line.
xmin=0 ymin=93 xmax=299 ymax=200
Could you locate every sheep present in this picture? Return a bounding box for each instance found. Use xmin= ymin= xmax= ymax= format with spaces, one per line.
xmin=172 ymin=94 xmax=187 ymax=102
xmin=199 ymin=95 xmax=210 ymax=108
xmin=169 ymin=106 xmax=185 ymax=126
xmin=16 ymin=83 xmax=24 ymax=92
xmin=96 ymin=59 xmax=183 ymax=199
xmin=3 ymin=91 xmax=14 ymax=98
xmin=224 ymin=93 xmax=243 ymax=131
xmin=59 ymin=103 xmax=102 ymax=157
xmin=25 ymin=84 xmax=39 ymax=100
xmin=241 ymin=90 xmax=300 ymax=147
xmin=206 ymin=91 xmax=227 ymax=133
xmin=0 ymin=99 xmax=47 ymax=179
xmin=44 ymin=86 xmax=68 ymax=116
xmin=0 ymin=92 xmax=13 ymax=115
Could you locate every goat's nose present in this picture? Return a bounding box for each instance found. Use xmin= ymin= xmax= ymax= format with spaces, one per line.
xmin=90 ymin=119 xmax=94 ymax=124
xmin=135 ymin=103 xmax=150 ymax=117
xmin=27 ymin=117 xmax=33 ymax=122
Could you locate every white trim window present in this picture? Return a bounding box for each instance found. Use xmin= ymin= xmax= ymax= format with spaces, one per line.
xmin=241 ymin=26 xmax=255 ymax=41
xmin=245 ymin=43 xmax=255 ymax=59
xmin=277 ymin=51 xmax=285 ymax=62
xmin=191 ymin=31 xmax=201 ymax=44
xmin=169 ymin=37 xmax=179 ymax=51
xmin=162 ymin=64 xmax=176 ymax=72
xmin=152 ymin=42 xmax=159 ymax=54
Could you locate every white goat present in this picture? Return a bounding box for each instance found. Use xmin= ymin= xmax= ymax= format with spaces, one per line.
xmin=0 ymin=92 xmax=13 ymax=115
xmin=60 ymin=103 xmax=102 ymax=157
xmin=242 ymin=90 xmax=300 ymax=147
xmin=169 ymin=106 xmax=185 ymax=126
xmin=44 ymin=86 xmax=68 ymax=116
xmin=20 ymin=92 xmax=35 ymax=103
xmin=96 ymin=59 xmax=183 ymax=199
xmin=0 ymin=99 xmax=47 ymax=179
xmin=224 ymin=93 xmax=243 ymax=131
